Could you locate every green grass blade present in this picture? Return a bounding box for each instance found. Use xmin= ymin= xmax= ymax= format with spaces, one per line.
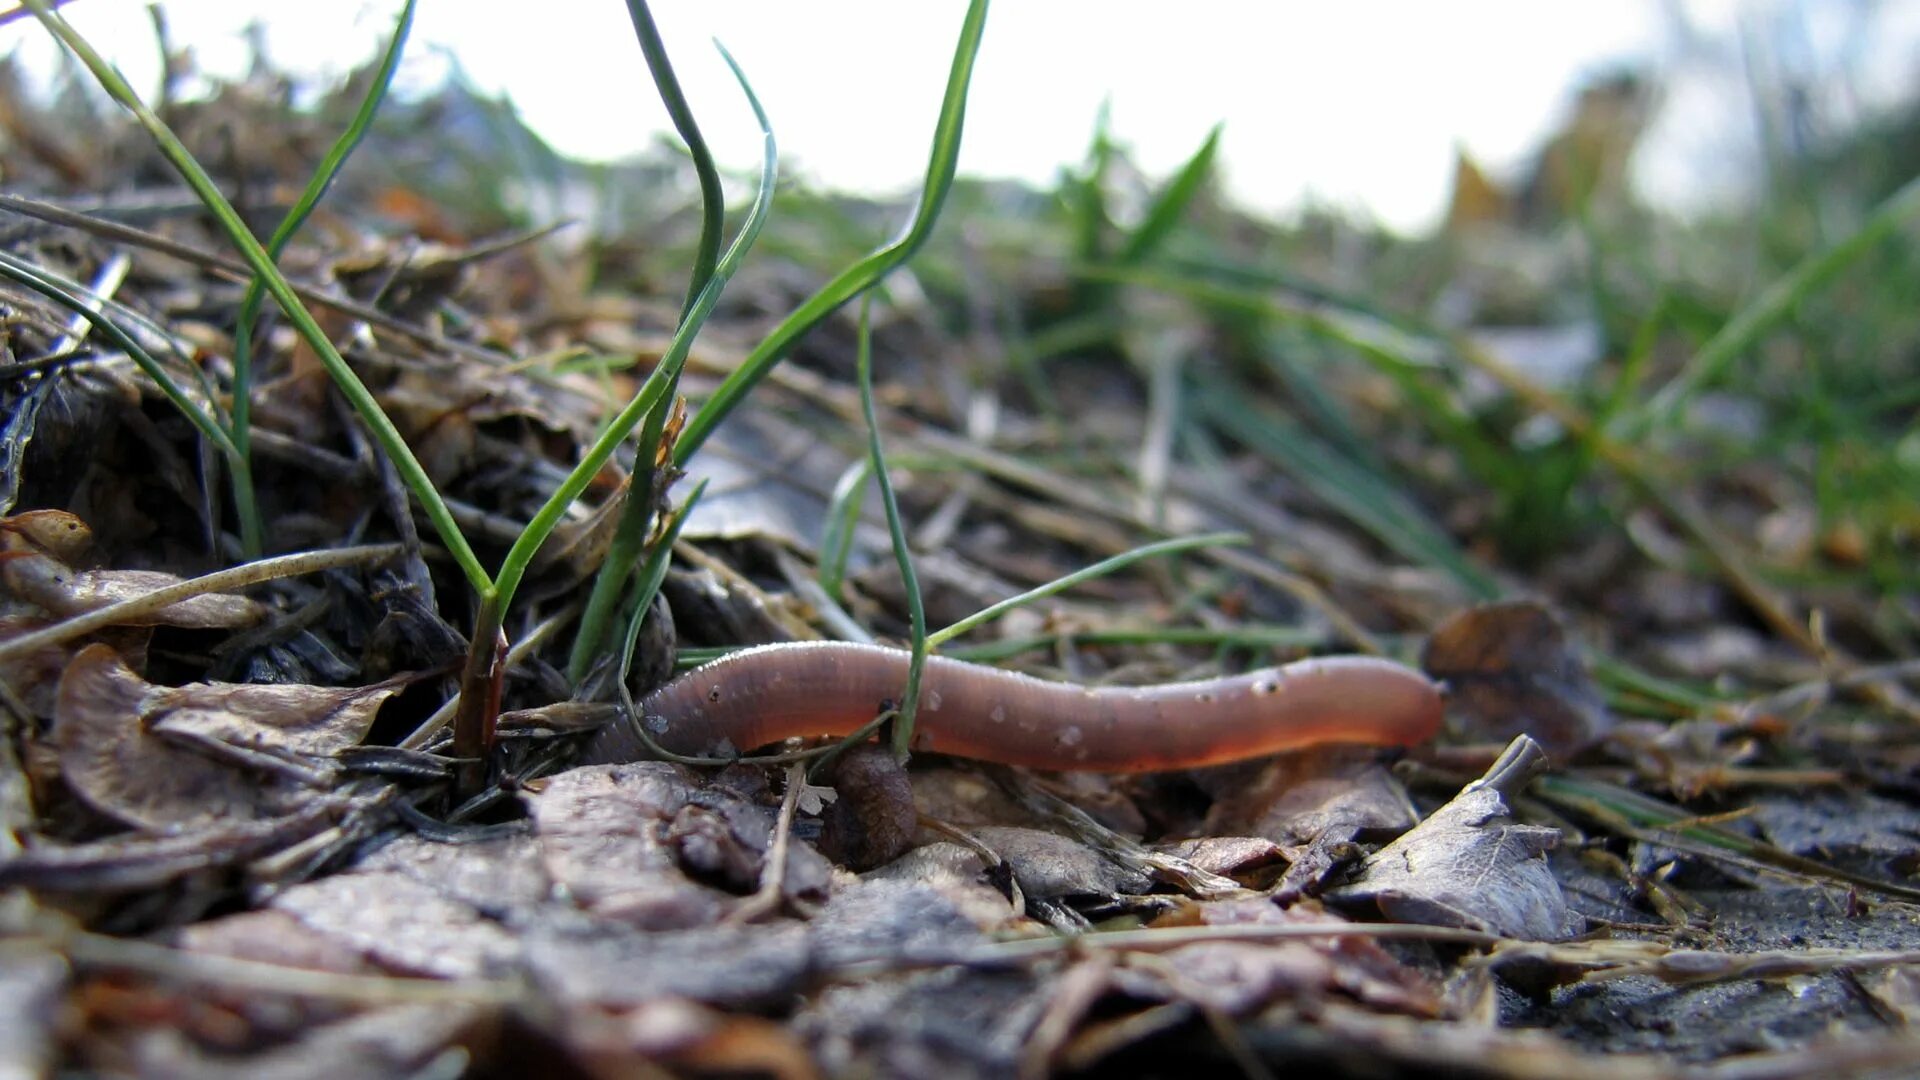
xmin=817 ymin=458 xmax=873 ymax=604
xmin=568 ymin=10 xmax=739 ymax=683
xmin=852 ymin=297 xmax=930 ymax=760
xmin=613 ymin=478 xmax=709 ymax=691
xmin=1116 ymin=122 xmax=1221 ymax=265
xmin=926 ymin=531 xmax=1248 ymax=649
xmin=623 ymin=0 xmax=723 ymax=319
xmin=225 ymin=0 xmax=414 ymax=556
xmin=1194 ymin=382 xmax=1503 ymax=599
xmin=25 ymin=0 xmax=488 ymax=591
xmin=672 ymin=0 xmax=989 ymax=465
xmin=1640 ymin=171 xmax=1920 ymax=429
xmin=942 ymin=623 xmax=1324 ymax=664
xmin=495 ymin=42 xmax=776 ymax=612
xmin=1535 ymin=773 xmax=1920 ymax=904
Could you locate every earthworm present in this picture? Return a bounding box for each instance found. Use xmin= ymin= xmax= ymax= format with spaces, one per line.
xmin=581 ymin=642 xmax=1443 ymax=773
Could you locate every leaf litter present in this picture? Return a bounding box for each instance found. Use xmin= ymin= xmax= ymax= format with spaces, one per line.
xmin=0 ymin=23 xmax=1918 ymax=1080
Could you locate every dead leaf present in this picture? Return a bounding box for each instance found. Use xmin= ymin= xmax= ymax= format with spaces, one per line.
xmin=1330 ymin=736 xmax=1580 ymax=941
xmin=801 ymin=964 xmax=1048 ymax=1078
xmin=524 ymin=762 xmax=725 ymax=929
xmin=53 ymin=645 xmax=393 ymax=829
xmin=809 ymin=877 xmax=997 ymax=968
xmin=147 ymin=673 xmax=398 ymax=760
xmin=1423 ymin=600 xmax=1611 ymax=760
xmin=3 ymin=555 xmax=260 ymax=629
xmin=1154 ymin=836 xmax=1288 ymax=881
xmin=1202 ymin=747 xmax=1420 ymax=846
xmin=268 ymin=869 xmax=524 ymax=980
xmin=961 ymin=825 xmax=1153 ymax=901
xmin=525 ymin=920 xmax=813 ymax=1011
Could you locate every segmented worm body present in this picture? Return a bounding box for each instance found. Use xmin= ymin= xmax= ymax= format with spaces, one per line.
xmin=583 ymin=642 xmax=1443 ymax=773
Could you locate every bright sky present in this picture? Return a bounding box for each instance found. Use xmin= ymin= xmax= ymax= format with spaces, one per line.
xmin=5 ymin=2 xmax=1915 ymax=232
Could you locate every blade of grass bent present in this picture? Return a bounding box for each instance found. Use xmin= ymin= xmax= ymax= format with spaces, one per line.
xmin=25 ymin=0 xmax=487 ymax=591
xmin=494 ymin=43 xmax=776 ymax=613
xmin=673 ymin=0 xmax=990 ymax=465
xmin=568 ymin=10 xmax=736 ymax=683
xmin=624 ymin=0 xmax=723 ymax=320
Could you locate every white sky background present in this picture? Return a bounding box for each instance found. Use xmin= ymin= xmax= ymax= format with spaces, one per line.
xmin=6 ymin=1 xmax=1919 ymax=232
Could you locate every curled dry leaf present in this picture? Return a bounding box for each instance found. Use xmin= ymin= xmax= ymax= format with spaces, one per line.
xmin=1330 ymin=736 xmax=1581 ymax=941
xmin=53 ymin=644 xmax=395 ymax=829
xmin=1422 ymin=599 xmax=1611 ymax=760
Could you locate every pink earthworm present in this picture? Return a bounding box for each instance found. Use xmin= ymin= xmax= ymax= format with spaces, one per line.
xmin=581 ymin=642 xmax=1443 ymax=773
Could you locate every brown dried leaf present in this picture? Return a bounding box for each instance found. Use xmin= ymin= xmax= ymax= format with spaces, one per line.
xmin=859 ymin=843 xmax=1024 ymax=929
xmin=0 ymin=612 xmax=150 ymax=719
xmin=809 ymin=877 xmax=999 ymax=968
xmin=1154 ymin=836 xmax=1288 ymax=880
xmin=56 ymin=644 xmax=276 ymax=828
xmin=268 ymin=870 xmax=524 ymax=980
xmin=351 ymin=832 xmax=555 ymax=914
xmin=53 ymin=645 xmax=392 ymax=829
xmin=1423 ymin=599 xmax=1611 ymax=760
xmin=147 ymin=672 xmax=398 ymax=760
xmin=1330 ymin=737 xmax=1581 ymax=941
xmin=176 ymin=908 xmax=382 ymax=978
